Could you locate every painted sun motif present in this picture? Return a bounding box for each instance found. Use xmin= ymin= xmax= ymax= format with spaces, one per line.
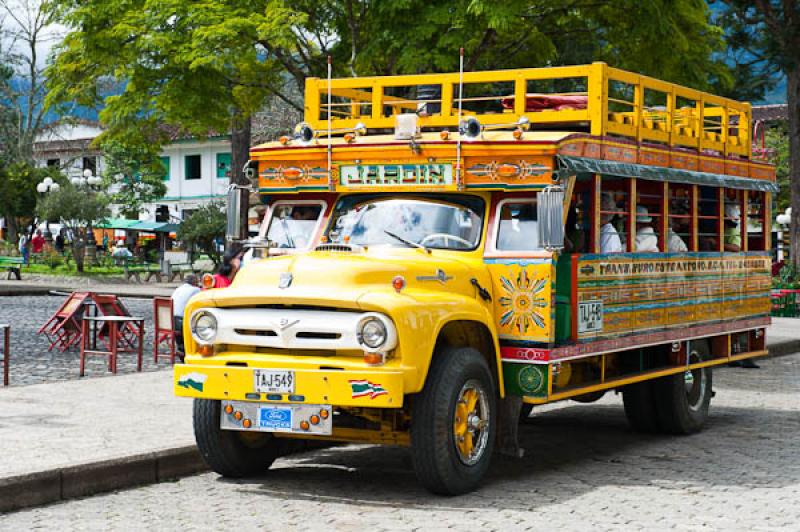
xmin=498 ymin=269 xmax=547 ymax=334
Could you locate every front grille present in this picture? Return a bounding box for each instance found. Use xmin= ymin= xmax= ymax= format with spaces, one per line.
xmin=234 ymin=329 xmax=277 ymax=337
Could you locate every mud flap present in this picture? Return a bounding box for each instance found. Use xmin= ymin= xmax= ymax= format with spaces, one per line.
xmin=494 ymin=395 xmax=525 ymax=458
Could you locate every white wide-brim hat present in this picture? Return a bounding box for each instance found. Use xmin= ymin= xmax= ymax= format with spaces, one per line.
xmin=636 ymin=205 xmax=652 ymax=223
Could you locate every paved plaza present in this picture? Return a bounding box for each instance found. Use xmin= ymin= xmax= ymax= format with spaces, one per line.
xmin=2 ymin=350 xmax=798 ymax=530
xmin=0 ymin=295 xmax=170 ymax=385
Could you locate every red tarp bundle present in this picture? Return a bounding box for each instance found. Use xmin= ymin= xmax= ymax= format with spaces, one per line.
xmin=501 ymin=94 xmax=588 ymax=112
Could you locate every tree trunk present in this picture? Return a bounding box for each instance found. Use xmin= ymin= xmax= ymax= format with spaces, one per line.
xmin=5 ymin=216 xmax=18 ymax=247
xmin=788 ymin=66 xmax=800 ymax=270
xmin=230 ymin=111 xmax=253 ymax=245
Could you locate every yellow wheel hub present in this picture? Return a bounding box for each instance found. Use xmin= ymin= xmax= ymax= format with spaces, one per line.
xmin=453 ymin=381 xmax=490 ymax=465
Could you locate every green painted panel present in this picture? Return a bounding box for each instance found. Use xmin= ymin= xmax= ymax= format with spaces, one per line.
xmin=502 ymin=362 xmax=548 ymax=398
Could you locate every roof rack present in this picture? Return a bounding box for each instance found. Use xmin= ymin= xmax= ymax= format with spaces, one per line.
xmin=304 ymin=62 xmax=752 ymax=158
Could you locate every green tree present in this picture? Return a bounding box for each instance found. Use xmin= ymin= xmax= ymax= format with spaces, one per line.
xmin=715 ymin=0 xmax=800 ymax=267
xmin=766 ymin=124 xmax=790 ymax=212
xmin=101 ymin=139 xmax=168 ymax=219
xmin=36 ymin=182 xmax=110 ymax=272
xmin=177 ymin=201 xmax=226 ymax=267
xmin=0 ymin=162 xmax=59 ymax=244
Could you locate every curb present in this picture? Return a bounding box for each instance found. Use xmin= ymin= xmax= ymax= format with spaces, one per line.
xmin=0 ymin=445 xmax=208 ymax=514
xmin=767 ymin=339 xmax=800 ymax=359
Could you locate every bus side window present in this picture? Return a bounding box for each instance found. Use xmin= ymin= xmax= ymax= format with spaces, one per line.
xmin=747 ymin=191 xmax=767 ymax=251
xmin=668 ymin=183 xmax=693 ymax=252
xmin=698 ymin=186 xmax=721 ymax=251
xmin=496 ymin=200 xmax=539 ymax=251
xmin=598 ymin=176 xmax=630 ymax=253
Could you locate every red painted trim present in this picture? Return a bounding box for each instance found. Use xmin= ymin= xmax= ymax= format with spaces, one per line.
xmin=570 ymin=254 xmax=579 ymax=342
xmin=502 ymin=315 xmax=770 ymax=364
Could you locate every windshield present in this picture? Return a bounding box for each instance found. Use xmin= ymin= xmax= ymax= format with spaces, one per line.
xmin=327 ymin=194 xmax=484 ymax=250
xmin=264 ymin=203 xmax=323 ymax=249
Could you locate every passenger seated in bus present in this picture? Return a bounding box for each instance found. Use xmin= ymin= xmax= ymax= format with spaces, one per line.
xmin=599 ymin=193 xmax=622 ymax=253
xmin=564 ymin=206 xmax=586 ymax=253
xmin=634 ymin=206 xmax=659 ymax=252
xmin=667 ymin=206 xmax=688 ymax=253
xmin=723 ymin=203 xmax=742 ymax=252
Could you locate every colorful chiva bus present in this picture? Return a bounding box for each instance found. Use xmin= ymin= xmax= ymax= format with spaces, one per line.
xmin=176 ymin=62 xmax=776 ymax=495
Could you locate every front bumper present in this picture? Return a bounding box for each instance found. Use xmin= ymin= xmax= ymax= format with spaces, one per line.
xmin=174 ymin=363 xmax=404 ymax=408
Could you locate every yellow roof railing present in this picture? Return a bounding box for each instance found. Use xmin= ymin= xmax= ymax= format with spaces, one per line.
xmin=304 ymin=62 xmax=752 ymax=158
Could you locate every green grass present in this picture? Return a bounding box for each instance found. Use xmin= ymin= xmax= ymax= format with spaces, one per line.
xmin=22 ymin=263 xmax=126 ymax=277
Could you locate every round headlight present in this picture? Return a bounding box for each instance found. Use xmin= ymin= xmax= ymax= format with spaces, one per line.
xmin=359 ymin=318 xmax=387 ymax=349
xmin=192 ymin=312 xmax=218 ymax=343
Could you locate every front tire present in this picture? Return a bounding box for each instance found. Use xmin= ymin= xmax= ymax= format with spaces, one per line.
xmin=193 ymin=399 xmax=278 ymax=477
xmin=411 ymin=347 xmax=497 ymax=495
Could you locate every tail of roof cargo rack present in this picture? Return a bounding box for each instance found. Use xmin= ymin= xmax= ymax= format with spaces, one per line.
xmin=303 ymin=62 xmax=752 ymax=159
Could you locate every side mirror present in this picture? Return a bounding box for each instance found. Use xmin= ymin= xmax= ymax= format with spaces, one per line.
xmin=226 ymin=186 xmax=247 ymax=241
xmin=538 ymin=185 xmax=565 ymax=251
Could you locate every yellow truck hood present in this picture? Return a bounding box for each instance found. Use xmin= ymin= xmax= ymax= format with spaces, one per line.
xmin=203 ymin=248 xmax=483 ymax=311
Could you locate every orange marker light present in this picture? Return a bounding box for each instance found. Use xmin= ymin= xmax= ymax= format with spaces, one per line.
xmin=201 ymin=273 xmax=215 ymax=290
xmin=279 ymin=136 xmax=290 ymax=145
xmin=197 ymin=344 xmax=214 ymax=357
xmin=233 ymin=411 xmax=243 ymax=421
xmin=439 ymin=130 xmax=450 ymax=140
xmin=299 ymin=420 xmax=310 ymax=431
xmin=512 ymin=128 xmax=524 ymax=140
xmin=319 ymin=409 xmax=329 ymax=419
xmin=392 ymin=276 xmax=406 ymax=292
xmin=242 ymin=419 xmax=252 ymax=429
xmin=224 ymin=404 xmax=234 ymax=415
xmin=310 ymin=415 xmax=320 ymax=425
xmin=344 ymin=133 xmax=356 ymax=143
xmin=363 ymin=352 xmax=385 ymax=365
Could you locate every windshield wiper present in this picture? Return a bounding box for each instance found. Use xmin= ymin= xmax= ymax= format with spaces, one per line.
xmin=384 ymin=230 xmax=429 ymax=253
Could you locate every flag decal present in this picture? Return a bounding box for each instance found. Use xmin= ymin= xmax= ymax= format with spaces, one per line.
xmin=348 ymin=379 xmax=388 ymax=399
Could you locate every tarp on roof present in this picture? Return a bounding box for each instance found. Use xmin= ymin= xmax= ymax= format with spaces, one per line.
xmin=556 ymin=155 xmax=779 ymax=193
xmin=95 ymin=219 xmax=140 ymax=230
xmin=128 ymin=221 xmax=180 ymax=233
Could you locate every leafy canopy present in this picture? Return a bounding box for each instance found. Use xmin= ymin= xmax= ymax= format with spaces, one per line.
xmin=177 ymin=200 xmax=226 ymax=266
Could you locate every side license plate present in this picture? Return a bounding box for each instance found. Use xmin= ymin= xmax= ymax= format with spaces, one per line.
xmin=253 ymin=369 xmax=295 ymax=394
xmin=578 ymin=300 xmax=603 ymax=333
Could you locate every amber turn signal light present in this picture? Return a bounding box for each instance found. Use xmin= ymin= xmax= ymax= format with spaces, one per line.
xmin=392 ymin=276 xmax=406 ymax=292
xmin=512 ymin=128 xmax=524 ymax=140
xmin=344 ymin=132 xmax=356 ymax=143
xmin=309 ymin=415 xmax=320 ymax=425
xmin=233 ymin=411 xmax=243 ymax=421
xmin=363 ymin=352 xmax=385 ymax=365
xmin=299 ymin=420 xmax=310 ymax=431
xmin=242 ymin=419 xmax=252 ymax=429
xmin=439 ymin=130 xmax=450 ymax=140
xmin=279 ymin=136 xmax=290 ymax=145
xmin=201 ymin=273 xmax=215 ymax=290
xmin=319 ymin=409 xmax=329 ymax=419
xmin=197 ymin=344 xmax=214 ymax=357
xmin=224 ymin=404 xmax=233 ymax=415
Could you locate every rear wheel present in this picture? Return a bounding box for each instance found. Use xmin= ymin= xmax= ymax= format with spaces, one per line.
xmin=193 ymin=399 xmax=278 ymax=477
xmin=653 ymin=341 xmax=713 ymax=434
xmin=411 ymin=347 xmax=496 ymax=495
xmin=622 ymin=380 xmax=661 ymax=433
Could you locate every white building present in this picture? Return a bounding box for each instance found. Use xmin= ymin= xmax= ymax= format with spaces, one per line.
xmin=32 ymin=120 xmax=232 ymax=222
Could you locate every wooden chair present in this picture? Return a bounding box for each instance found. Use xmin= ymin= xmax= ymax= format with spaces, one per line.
xmin=38 ymin=292 xmax=91 ymax=352
xmin=153 ymin=297 xmax=177 ymax=364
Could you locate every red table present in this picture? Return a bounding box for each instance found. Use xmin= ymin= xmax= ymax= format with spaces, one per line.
xmin=80 ymin=316 xmax=144 ymax=376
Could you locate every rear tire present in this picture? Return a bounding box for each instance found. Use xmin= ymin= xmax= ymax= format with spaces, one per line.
xmin=193 ymin=399 xmax=278 ymax=477
xmin=622 ymin=380 xmax=661 ymax=433
xmin=653 ymin=341 xmax=713 ymax=434
xmin=411 ymin=347 xmax=496 ymax=495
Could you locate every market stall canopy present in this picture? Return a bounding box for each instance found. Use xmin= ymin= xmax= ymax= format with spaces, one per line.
xmin=128 ymin=221 xmax=180 ymax=233
xmin=95 ymin=219 xmax=141 ymax=230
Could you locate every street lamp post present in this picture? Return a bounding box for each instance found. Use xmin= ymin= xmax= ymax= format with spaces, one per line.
xmin=36 ymin=177 xmax=61 ymax=250
xmin=72 ymin=169 xmax=104 ymax=267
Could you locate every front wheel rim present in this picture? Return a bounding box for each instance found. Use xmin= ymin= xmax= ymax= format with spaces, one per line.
xmin=453 ymin=379 xmax=490 ymax=466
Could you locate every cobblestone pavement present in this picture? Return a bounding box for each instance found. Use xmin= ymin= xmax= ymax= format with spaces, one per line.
xmin=3 ymin=353 xmax=798 ymax=531
xmin=0 ymin=295 xmax=172 ymax=386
